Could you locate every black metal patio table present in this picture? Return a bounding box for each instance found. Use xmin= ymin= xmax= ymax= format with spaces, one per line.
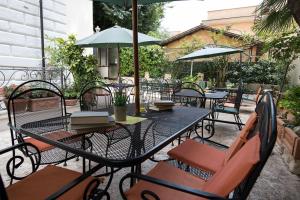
xmin=19 ymin=105 xmax=210 ymax=196
xmin=174 ymin=90 xmax=228 ymax=108
xmin=173 ymin=90 xmax=228 ymax=139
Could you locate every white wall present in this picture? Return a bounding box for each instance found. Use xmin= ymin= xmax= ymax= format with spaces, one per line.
xmin=0 ymin=0 xmax=67 ymax=68
xmin=289 ymin=58 xmax=300 ymax=85
xmin=0 ymin=0 xmax=93 ymax=68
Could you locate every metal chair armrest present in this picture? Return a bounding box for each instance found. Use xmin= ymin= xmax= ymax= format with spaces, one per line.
xmin=0 ymin=143 xmax=41 ymax=181
xmin=0 ymin=142 xmax=38 ymax=156
xmin=119 ymin=172 xmax=227 ymax=200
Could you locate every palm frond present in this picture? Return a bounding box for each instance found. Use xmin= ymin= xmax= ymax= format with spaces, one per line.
xmin=254 ymin=0 xmax=295 ymax=34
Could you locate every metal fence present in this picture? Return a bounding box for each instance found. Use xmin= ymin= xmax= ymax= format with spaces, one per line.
xmin=0 ymin=66 xmax=72 ymax=110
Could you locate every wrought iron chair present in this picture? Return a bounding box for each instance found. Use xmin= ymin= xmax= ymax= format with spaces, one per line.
xmin=172 ymin=82 xmax=206 ymax=108
xmin=212 ymin=85 xmax=244 ymax=130
xmin=79 ymin=81 xmax=112 ymax=112
xmin=167 ymin=108 xmax=258 ymax=174
xmin=171 ymin=82 xmax=206 ymax=143
xmin=0 ymin=142 xmax=108 ymax=200
xmin=7 ymin=80 xmax=86 ymax=166
xmin=119 ymin=92 xmax=277 ymax=200
xmin=79 ymin=81 xmax=132 ymax=172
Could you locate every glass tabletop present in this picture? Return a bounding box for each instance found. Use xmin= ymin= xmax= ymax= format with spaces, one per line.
xmin=20 ymin=106 xmax=210 ymax=167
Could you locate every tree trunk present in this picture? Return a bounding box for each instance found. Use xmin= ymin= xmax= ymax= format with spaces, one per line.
xmin=288 ymin=0 xmax=300 ymax=27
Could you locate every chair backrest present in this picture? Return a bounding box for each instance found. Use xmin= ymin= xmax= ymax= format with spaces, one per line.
xmin=159 ymin=79 xmax=172 ymax=101
xmin=255 ymin=86 xmax=262 ymax=104
xmin=233 ymin=85 xmax=243 ymax=110
xmin=176 ymin=82 xmax=205 ymax=94
xmin=79 ymin=81 xmax=112 ymax=111
xmin=233 ymin=91 xmax=277 ymax=199
xmin=173 ymin=87 xmax=206 ymax=108
xmin=7 ymin=80 xmax=66 ymax=145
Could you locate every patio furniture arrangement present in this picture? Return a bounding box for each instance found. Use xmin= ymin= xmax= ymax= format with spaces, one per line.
xmin=0 ymin=143 xmax=106 ymax=200
xmin=119 ymin=91 xmax=277 ymax=199
xmin=212 ymin=85 xmax=244 ymax=130
xmin=7 ymin=80 xmax=91 ymax=167
xmin=15 ymin=79 xmax=211 ymax=198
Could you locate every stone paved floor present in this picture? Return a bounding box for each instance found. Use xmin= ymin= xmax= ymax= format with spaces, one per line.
xmin=0 ymin=100 xmax=299 ymax=199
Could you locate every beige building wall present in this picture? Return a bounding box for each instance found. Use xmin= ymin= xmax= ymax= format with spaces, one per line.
xmin=164 ymin=29 xmax=255 ymax=61
xmin=203 ymin=6 xmax=257 ymax=35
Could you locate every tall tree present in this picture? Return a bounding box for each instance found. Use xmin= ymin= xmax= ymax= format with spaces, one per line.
xmin=93 ymin=2 xmax=164 ymax=33
xmin=254 ymin=0 xmax=300 ymax=34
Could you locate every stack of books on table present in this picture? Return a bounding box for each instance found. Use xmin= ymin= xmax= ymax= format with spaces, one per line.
xmin=70 ymin=111 xmax=115 ymax=131
xmin=151 ymin=100 xmax=175 ymax=111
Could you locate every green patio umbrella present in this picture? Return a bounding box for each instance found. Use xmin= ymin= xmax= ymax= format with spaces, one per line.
xmin=178 ymin=47 xmax=243 ymax=61
xmin=94 ymin=0 xmax=187 ymax=115
xmin=76 ymin=25 xmax=161 ymax=48
xmin=76 ymin=25 xmax=160 ymax=78
xmin=177 ymin=46 xmax=243 ymax=76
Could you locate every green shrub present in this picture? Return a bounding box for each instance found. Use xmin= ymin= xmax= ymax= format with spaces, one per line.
xmin=279 ymin=86 xmax=300 ymax=126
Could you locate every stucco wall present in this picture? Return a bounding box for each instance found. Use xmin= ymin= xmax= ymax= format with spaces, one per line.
xmin=164 ymin=29 xmax=256 ymax=61
xmin=207 ymin=21 xmax=254 ymax=35
xmin=207 ymin=6 xmax=256 ymax=20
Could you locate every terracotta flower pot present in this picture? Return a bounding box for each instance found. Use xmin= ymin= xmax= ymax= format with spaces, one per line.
xmin=65 ymin=99 xmax=78 ymax=106
xmin=114 ymin=106 xmax=126 ymax=121
xmin=277 ymin=119 xmax=300 ymax=174
xmin=29 ymin=97 xmax=59 ymax=112
xmin=4 ymin=99 xmax=29 ymax=113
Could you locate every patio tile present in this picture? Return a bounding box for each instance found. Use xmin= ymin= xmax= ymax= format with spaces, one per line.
xmin=0 ymin=101 xmax=299 ymax=199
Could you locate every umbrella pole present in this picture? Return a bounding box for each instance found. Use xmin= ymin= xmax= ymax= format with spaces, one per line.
xmin=190 ymin=61 xmax=194 ymax=76
xmin=117 ymin=44 xmax=120 ymax=81
xmin=132 ymin=0 xmax=140 ymax=115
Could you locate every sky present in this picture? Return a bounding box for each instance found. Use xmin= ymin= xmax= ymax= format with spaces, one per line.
xmin=160 ymin=0 xmax=263 ymax=32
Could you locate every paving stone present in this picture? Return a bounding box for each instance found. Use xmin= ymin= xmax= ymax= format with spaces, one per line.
xmin=0 ymin=101 xmax=299 ymax=199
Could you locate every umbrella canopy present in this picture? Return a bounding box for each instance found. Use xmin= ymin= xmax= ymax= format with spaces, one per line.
xmin=178 ymin=47 xmax=243 ymax=61
xmin=94 ymin=0 xmax=183 ymax=7
xmin=76 ymin=25 xmax=161 ymax=48
xmin=93 ymin=0 xmax=186 ymax=115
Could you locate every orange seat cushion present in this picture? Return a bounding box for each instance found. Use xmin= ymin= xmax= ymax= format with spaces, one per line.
xmin=168 ymin=112 xmax=257 ymax=173
xmin=24 ymin=131 xmax=74 ymax=152
xmin=203 ymin=135 xmax=261 ymax=197
xmin=126 ymin=161 xmax=206 ymax=200
xmin=24 ymin=137 xmax=53 ymax=152
xmin=6 ymin=165 xmax=95 ymax=200
xmin=126 ymin=135 xmax=260 ymax=199
xmin=168 ymin=139 xmax=226 ymax=173
xmin=224 ymin=112 xmax=257 ymax=163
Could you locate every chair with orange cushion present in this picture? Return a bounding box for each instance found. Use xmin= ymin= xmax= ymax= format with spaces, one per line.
xmin=7 ymin=80 xmax=90 ymax=168
xmin=120 ymin=92 xmax=277 ymax=199
xmin=167 ymin=111 xmax=257 ymax=174
xmin=0 ymin=142 xmax=108 ymax=200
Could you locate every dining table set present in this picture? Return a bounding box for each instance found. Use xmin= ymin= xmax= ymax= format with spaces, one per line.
xmin=17 ymin=80 xmax=229 ymax=197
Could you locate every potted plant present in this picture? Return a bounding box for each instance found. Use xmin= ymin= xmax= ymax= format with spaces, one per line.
xmin=277 ymin=86 xmax=300 ymax=174
xmin=3 ymin=84 xmax=29 ymax=113
xmin=29 ymin=90 xmax=60 ymax=112
xmin=113 ymin=92 xmax=127 ymax=121
xmin=64 ymin=85 xmax=78 ymax=106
